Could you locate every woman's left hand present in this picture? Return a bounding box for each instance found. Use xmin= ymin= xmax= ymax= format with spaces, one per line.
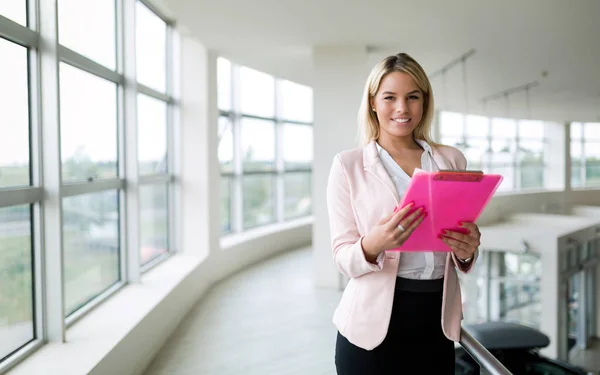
xmin=440 ymin=222 xmax=480 ymax=261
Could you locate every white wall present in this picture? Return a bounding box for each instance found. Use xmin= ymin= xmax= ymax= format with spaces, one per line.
xmin=312 ymin=45 xmax=369 ymax=289
xmin=545 ymin=121 xmax=567 ymax=190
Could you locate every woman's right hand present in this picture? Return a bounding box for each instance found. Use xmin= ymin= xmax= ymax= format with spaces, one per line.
xmin=361 ymin=203 xmax=427 ymax=263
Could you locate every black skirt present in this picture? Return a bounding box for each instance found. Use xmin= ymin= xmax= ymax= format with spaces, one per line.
xmin=335 ymin=277 xmax=455 ymax=375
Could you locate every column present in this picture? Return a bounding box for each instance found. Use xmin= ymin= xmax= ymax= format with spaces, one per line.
xmin=539 ymin=236 xmax=565 ymax=360
xmin=487 ymin=252 xmax=503 ymax=321
xmin=595 ymin=239 xmax=600 ymax=337
xmin=312 ymin=45 xmax=369 ymax=288
xmin=544 ymin=121 xmax=567 ymax=191
xmin=179 ymin=36 xmax=220 ymax=258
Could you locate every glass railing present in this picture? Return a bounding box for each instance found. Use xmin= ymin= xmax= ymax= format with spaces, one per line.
xmin=459 ymin=250 xmax=542 ymax=328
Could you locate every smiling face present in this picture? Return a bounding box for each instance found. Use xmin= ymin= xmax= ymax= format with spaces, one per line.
xmin=370 ymin=71 xmax=424 ymax=142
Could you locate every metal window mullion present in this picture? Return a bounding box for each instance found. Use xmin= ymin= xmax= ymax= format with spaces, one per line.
xmin=61 ymin=179 xmax=124 ymax=197
xmin=123 ymin=0 xmax=141 ymax=282
xmin=28 ymin=24 xmax=46 ymax=360
xmin=0 ymin=14 xmax=39 ymax=47
xmin=239 ymin=113 xmax=278 ymax=123
xmin=137 ymin=83 xmax=170 ymax=102
xmin=515 ymin=120 xmax=522 ymax=189
xmin=510 ymin=122 xmax=517 ymax=190
xmin=168 ymin=25 xmax=183 ymax=252
xmin=277 ymin=118 xmax=312 ymax=126
xmin=166 ymin=63 xmax=177 ymax=252
xmin=0 ymin=187 xmax=43 ymax=208
xmin=582 ymin=128 xmax=589 ymax=185
xmin=275 ymin=80 xmax=284 ymax=222
xmin=139 ymin=174 xmax=170 ymax=185
xmin=39 ymin=0 xmax=65 ymax=343
xmin=232 ymin=64 xmax=243 ymax=232
xmin=577 ymin=269 xmax=588 ymax=348
xmin=138 ymin=0 xmax=174 ymax=24
xmin=588 ymin=266 xmax=597 ymax=338
xmin=58 ymin=45 xmax=122 ymax=84
xmin=233 ymin=174 xmax=243 ymax=232
xmin=486 ymin=117 xmax=492 ymax=171
xmin=114 ymin=0 xmax=129 ymax=293
xmin=580 ymin=136 xmax=585 ymax=186
xmin=276 ymin=158 xmax=285 ymax=222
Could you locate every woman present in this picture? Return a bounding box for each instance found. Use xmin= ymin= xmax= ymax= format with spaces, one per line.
xmin=327 ymin=53 xmax=481 ymax=374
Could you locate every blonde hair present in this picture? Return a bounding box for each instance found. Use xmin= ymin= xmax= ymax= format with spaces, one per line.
xmin=357 ymin=53 xmax=436 ymax=146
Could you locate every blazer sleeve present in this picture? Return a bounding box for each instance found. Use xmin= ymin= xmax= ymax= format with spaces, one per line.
xmin=327 ymin=155 xmax=385 ymax=279
xmin=451 ymin=250 xmax=478 ymax=273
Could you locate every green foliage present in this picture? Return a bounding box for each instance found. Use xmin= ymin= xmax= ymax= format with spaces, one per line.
xmin=0 ymin=165 xmax=29 ymax=188
xmin=0 ymin=235 xmax=33 ymax=324
xmin=243 ymin=176 xmax=274 ymax=228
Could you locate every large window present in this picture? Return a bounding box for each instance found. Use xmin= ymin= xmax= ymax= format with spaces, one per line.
xmin=240 ymin=117 xmax=275 ymax=172
xmin=517 ymin=120 xmax=545 ymax=189
xmin=218 ymin=58 xmax=313 ymax=235
xmin=0 ymin=205 xmax=34 ymax=362
xmin=0 ymin=2 xmax=27 ymax=26
xmin=571 ymin=122 xmax=600 ymax=188
xmin=0 ymin=0 xmax=177 ymax=369
xmin=56 ymin=0 xmax=123 ymax=318
xmin=136 ymin=1 xmax=167 ymax=93
xmin=139 ymin=184 xmax=169 ymax=264
xmin=0 ymin=38 xmax=30 ymax=188
xmin=136 ymin=2 xmax=172 ymax=267
xmin=137 ymin=93 xmax=168 ymax=175
xmin=59 ymin=63 xmax=118 ymax=182
xmin=62 ymin=191 xmax=120 ymax=316
xmin=0 ymin=23 xmax=37 ymax=368
xmin=57 ymin=0 xmax=116 ymax=69
xmin=439 ymin=111 xmax=547 ymax=191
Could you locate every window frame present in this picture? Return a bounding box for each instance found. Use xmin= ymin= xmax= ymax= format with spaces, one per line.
xmin=438 ymin=110 xmax=548 ymax=191
xmin=0 ymin=0 xmax=178 ymax=371
xmin=218 ymin=59 xmax=313 ymax=236
xmin=572 ymin=122 xmax=600 ymax=189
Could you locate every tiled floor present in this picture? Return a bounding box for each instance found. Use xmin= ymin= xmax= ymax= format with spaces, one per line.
xmin=570 ymin=339 xmax=600 ymax=372
xmin=143 ymin=247 xmax=341 ymax=375
xmin=144 ymin=247 xmax=600 ymax=375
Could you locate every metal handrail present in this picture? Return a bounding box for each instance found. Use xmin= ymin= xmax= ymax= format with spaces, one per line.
xmin=459 ymin=327 xmax=514 ymax=375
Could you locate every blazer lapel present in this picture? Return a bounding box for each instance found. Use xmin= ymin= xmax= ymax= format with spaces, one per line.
xmin=431 ymin=150 xmax=452 ymax=170
xmin=363 ymin=141 xmax=399 ymax=204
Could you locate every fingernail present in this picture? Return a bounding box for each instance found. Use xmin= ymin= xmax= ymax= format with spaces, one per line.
xmin=438 ymin=234 xmax=444 ymax=240
xmin=458 ymin=221 xmax=463 ymax=226
xmin=393 ymin=206 xmax=398 ymax=213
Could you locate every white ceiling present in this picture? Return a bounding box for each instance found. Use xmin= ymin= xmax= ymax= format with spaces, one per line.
xmin=157 ymin=0 xmax=600 ymax=122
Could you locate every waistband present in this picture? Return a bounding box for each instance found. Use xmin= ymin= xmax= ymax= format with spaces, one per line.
xmin=395 ymin=277 xmax=444 ymax=293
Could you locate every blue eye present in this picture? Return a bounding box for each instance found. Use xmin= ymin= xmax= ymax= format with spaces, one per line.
xmin=408 ymin=95 xmax=420 ymax=100
xmin=384 ymin=96 xmax=394 ymax=100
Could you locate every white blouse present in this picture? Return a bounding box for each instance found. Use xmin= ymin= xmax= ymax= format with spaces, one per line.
xmin=376 ymin=140 xmax=446 ymax=280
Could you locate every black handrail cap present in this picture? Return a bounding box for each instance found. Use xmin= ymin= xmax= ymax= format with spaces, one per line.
xmin=463 ymin=322 xmax=550 ymax=350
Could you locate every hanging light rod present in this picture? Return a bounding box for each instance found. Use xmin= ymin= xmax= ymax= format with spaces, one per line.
xmin=429 ymin=48 xmax=477 ymax=79
xmin=480 ymin=81 xmax=539 ymax=103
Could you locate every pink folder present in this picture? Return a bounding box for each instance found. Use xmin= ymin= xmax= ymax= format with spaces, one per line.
xmin=390 ymin=169 xmax=503 ymax=252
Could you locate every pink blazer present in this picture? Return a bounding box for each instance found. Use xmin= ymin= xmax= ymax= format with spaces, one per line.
xmin=326 ymin=140 xmax=478 ymax=350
